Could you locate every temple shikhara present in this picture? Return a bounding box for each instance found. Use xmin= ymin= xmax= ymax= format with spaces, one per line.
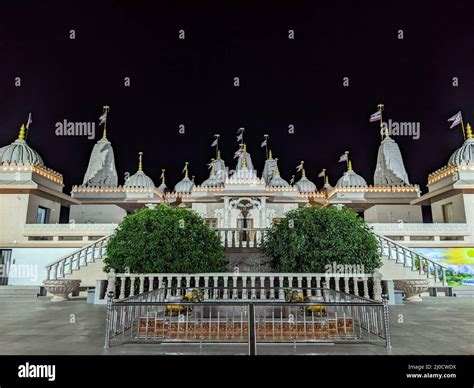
xmin=0 ymin=106 xmax=473 ymax=301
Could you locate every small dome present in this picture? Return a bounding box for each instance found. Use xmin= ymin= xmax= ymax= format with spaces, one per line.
xmin=124 ymin=171 xmax=155 ymax=188
xmin=0 ymin=125 xmax=44 ymax=166
xmin=323 ymin=176 xmax=333 ymax=191
xmin=124 ymin=152 xmax=155 ymax=188
xmin=202 ymin=173 xmax=222 ymax=187
xmin=296 ymin=175 xmax=317 ymax=193
xmin=174 ymin=176 xmax=194 ymax=193
xmin=269 ymin=159 xmax=289 ymax=188
xmin=448 ymin=124 xmax=474 ymax=165
xmin=270 ymin=174 xmax=289 ymax=188
xmin=202 ymin=160 xmax=223 ymax=187
xmin=336 ymin=162 xmax=367 ymax=187
xmin=157 ymin=182 xmax=168 ymax=193
xmin=174 ymin=162 xmax=194 ymax=193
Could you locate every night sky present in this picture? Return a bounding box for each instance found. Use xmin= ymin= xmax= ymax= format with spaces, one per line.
xmin=1 ymin=1 xmax=473 ymax=194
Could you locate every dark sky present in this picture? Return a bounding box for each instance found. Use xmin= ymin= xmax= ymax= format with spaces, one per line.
xmin=1 ymin=1 xmax=473 ymax=193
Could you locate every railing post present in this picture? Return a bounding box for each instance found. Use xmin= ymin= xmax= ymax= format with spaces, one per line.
xmin=248 ymin=303 xmax=257 ymax=356
xmin=382 ymin=294 xmax=391 ymax=349
xmin=139 ymin=276 xmax=145 ymax=294
xmin=119 ymin=276 xmax=126 ymax=300
xmin=106 ymin=269 xmax=116 ymax=297
xmin=442 ymin=268 xmax=446 ymax=286
xmin=372 ymin=270 xmax=383 ymax=301
xmin=104 ymin=291 xmax=114 ymax=349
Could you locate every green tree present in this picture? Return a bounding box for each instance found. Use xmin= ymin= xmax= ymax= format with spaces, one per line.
xmin=261 ymin=207 xmax=381 ymax=273
xmin=104 ymin=205 xmax=225 ymax=273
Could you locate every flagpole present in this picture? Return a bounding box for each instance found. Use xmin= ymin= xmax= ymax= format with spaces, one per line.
xmin=377 ymin=103 xmax=384 ymax=140
xmin=460 ymin=113 xmax=466 ymax=140
xmin=25 ymin=113 xmax=32 ymax=140
xmin=345 ymin=151 xmax=349 ymax=169
xmin=102 ymin=105 xmax=110 ymax=139
xmin=264 ymin=134 xmax=269 ymax=159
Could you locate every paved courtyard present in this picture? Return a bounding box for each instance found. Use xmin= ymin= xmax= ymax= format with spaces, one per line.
xmin=0 ymin=296 xmax=472 ymax=355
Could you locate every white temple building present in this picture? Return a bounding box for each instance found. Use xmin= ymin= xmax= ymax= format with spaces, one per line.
xmin=1 ymin=111 xmax=473 ymax=293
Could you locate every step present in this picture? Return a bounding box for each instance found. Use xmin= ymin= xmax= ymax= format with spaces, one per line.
xmin=0 ymin=286 xmax=42 ymax=298
xmin=453 ymin=287 xmax=474 ymax=298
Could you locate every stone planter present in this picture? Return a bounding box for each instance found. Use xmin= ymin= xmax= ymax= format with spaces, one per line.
xmin=44 ymin=279 xmax=81 ymax=302
xmin=394 ymin=279 xmax=429 ymax=302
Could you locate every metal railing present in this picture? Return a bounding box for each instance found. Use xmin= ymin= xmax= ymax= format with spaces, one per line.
xmin=45 ymin=234 xmax=111 ymax=280
xmin=373 ymin=232 xmax=447 ymax=285
xmin=104 ymin=287 xmax=391 ymax=353
xmin=106 ymin=271 xmax=383 ymax=301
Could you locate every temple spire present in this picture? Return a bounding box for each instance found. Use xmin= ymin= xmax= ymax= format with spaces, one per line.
xmin=18 ymin=124 xmax=26 ymax=141
xmin=138 ymin=152 xmax=143 ymax=171
xmin=183 ymin=161 xmax=189 ymax=177
xmin=268 ymin=149 xmax=273 ymax=160
xmin=100 ymin=105 xmax=110 ymax=139
xmin=467 ymin=123 xmax=473 ymax=139
xmin=348 ymin=160 xmax=353 ymax=171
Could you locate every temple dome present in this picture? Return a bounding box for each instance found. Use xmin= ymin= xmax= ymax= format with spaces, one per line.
xmin=296 ymin=167 xmax=316 ymax=193
xmin=0 ymin=125 xmax=44 ymax=166
xmin=202 ymin=159 xmax=223 ymax=187
xmin=174 ymin=177 xmax=194 ymax=193
xmin=448 ymin=123 xmax=474 ymax=165
xmin=336 ymin=161 xmax=367 ymax=187
xmin=157 ymin=169 xmax=168 ymax=193
xmin=269 ymin=171 xmax=289 ymax=188
xmin=174 ymin=162 xmax=194 ymax=193
xmin=124 ymin=171 xmax=154 ymax=188
xmin=124 ymin=153 xmax=155 ymax=188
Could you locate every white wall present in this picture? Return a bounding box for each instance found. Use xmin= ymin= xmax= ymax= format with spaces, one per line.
xmin=5 ymin=247 xmax=76 ymax=285
xmin=431 ymin=193 xmax=466 ymax=223
xmin=0 ymin=194 xmax=29 ymax=244
xmin=69 ymin=204 xmax=127 ymax=223
xmin=364 ymin=205 xmax=423 ymax=223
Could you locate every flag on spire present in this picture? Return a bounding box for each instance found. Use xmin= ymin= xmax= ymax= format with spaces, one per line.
xmin=160 ymin=170 xmax=165 ymax=179
xmin=99 ymin=110 xmax=107 ymax=125
xmin=369 ymin=110 xmax=382 ymax=122
xmin=448 ymin=111 xmax=463 ymax=129
xmin=318 ymin=169 xmax=326 ymax=178
xmin=234 ymin=149 xmax=244 ymax=159
xmin=211 ymin=138 xmax=218 ymax=147
xmin=296 ymin=161 xmax=304 ymax=172
xmin=207 ymin=160 xmax=214 ymax=169
xmin=236 ymin=133 xmax=243 ymax=142
xmin=182 ymin=163 xmax=188 ymax=174
xmin=338 ymin=152 xmax=348 ymax=163
xmin=290 ymin=175 xmax=295 ymax=185
xmin=26 ymin=113 xmax=32 ymax=129
xmin=260 ymin=138 xmax=267 ymax=148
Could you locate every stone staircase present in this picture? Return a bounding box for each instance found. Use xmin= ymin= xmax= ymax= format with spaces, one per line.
xmin=45 ymin=229 xmax=448 ymax=288
xmin=0 ymin=285 xmax=42 ymax=298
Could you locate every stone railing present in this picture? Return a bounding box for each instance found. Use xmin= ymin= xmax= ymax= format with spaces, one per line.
xmin=45 ymin=234 xmax=112 ymax=280
xmin=105 ymin=271 xmax=383 ymax=301
xmin=214 ymin=228 xmax=269 ymax=248
xmin=24 ymin=223 xmax=118 ymax=243
xmin=373 ymin=232 xmax=447 ymax=285
xmin=369 ymin=223 xmax=472 ymax=244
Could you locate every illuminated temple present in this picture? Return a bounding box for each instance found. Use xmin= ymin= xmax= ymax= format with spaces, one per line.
xmin=0 ymin=111 xmax=473 ymax=289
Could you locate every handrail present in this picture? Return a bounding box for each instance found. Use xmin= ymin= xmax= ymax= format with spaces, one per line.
xmin=45 ymin=233 xmax=113 ymax=280
xmin=372 ymin=231 xmax=447 ymax=285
